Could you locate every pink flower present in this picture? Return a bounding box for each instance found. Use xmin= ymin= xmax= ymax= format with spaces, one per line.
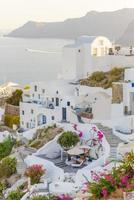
xmin=101 ymin=187 xmax=108 ymax=198
xmin=79 ymin=131 xmax=83 ymax=137
xmin=105 ymin=174 xmax=115 ymax=184
xmin=97 ymin=131 xmax=103 ymax=140
xmin=73 ymin=124 xmax=77 ymax=130
xmin=120 ymin=175 xmax=128 ymax=185
xmin=91 ymin=171 xmax=101 ymax=182
xmin=57 ymin=195 xmax=72 ymax=200
xmin=92 ymin=126 xmax=97 ymax=132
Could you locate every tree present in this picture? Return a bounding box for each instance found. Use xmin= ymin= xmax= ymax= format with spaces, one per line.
xmin=58 ymin=131 xmax=79 ymax=149
xmin=6 ymin=89 xmax=23 ymax=106
xmin=0 ymin=137 xmax=14 ymax=160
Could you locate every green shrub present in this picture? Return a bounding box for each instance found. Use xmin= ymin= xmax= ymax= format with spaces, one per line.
xmin=4 ymin=114 xmax=20 ymax=128
xmin=58 ymin=131 xmax=79 ymax=149
xmin=90 ymin=71 xmax=105 ymax=82
xmin=30 ymin=195 xmax=57 ymax=200
xmin=109 ymin=67 xmax=124 ymax=76
xmin=80 ymin=67 xmax=124 ymax=89
xmin=0 ymin=157 xmax=17 ymax=178
xmin=24 ymin=85 xmax=30 ymax=90
xmin=0 ymin=137 xmax=14 ymax=160
xmin=6 ymin=189 xmax=24 ymax=200
xmin=0 ymin=182 xmax=6 ymax=197
xmin=31 ymin=195 xmax=49 ymax=200
xmin=6 ymin=89 xmax=23 ymax=106
xmin=29 ymin=139 xmax=42 ymax=149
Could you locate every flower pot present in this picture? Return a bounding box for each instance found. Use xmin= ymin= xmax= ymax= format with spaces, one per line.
xmin=123 ymin=191 xmax=134 ymax=200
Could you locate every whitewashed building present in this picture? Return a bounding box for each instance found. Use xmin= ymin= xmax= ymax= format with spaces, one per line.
xmin=60 ymin=35 xmax=134 ymax=81
xmin=20 ymin=80 xmax=113 ymax=130
xmin=110 ymin=68 xmax=134 ymax=117
xmin=20 ymin=80 xmax=80 ymax=129
xmin=123 ymin=68 xmax=134 ymax=115
xmin=61 ymin=35 xmax=112 ymax=80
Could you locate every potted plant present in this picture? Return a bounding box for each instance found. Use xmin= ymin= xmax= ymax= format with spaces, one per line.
xmin=58 ymin=131 xmax=79 ymax=150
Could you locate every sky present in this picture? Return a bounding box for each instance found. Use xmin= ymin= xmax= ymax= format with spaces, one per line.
xmin=0 ymin=0 xmax=134 ymax=30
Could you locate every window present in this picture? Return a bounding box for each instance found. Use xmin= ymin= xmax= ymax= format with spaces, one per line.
xmin=52 ymin=98 xmax=54 ymax=102
xmin=34 ymin=85 xmax=37 ymax=92
xmin=22 ymin=121 xmax=24 ymax=125
xmin=22 ymin=110 xmax=24 ymax=115
xmin=38 ymin=94 xmax=40 ymax=99
xmin=42 ymin=89 xmax=45 ymax=93
xmin=26 ymin=123 xmax=29 ymax=129
xmin=56 ymin=98 xmax=59 ymax=106
xmin=52 ymin=116 xmax=55 ymax=120
xmin=31 ymin=109 xmax=34 ymax=114
xmin=67 ymin=101 xmax=70 ymax=106
xmin=56 ymin=90 xmax=59 ymax=94
xmin=32 ymin=94 xmax=34 ymax=97
xmin=78 ymin=49 xmax=81 ymax=52
xmin=92 ymin=48 xmax=97 ymax=56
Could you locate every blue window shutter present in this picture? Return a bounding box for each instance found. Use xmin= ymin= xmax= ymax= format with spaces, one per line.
xmin=132 ymin=83 xmax=134 ymax=87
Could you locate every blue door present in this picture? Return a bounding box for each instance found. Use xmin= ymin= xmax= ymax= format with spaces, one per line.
xmin=42 ymin=115 xmax=46 ymax=124
xmin=62 ymin=108 xmax=67 ymax=121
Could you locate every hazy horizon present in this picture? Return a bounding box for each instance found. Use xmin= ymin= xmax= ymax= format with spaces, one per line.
xmin=0 ymin=0 xmax=134 ymax=30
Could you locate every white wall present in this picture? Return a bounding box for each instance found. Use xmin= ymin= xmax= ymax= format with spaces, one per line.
xmin=84 ymin=55 xmax=134 ymax=77
xmin=124 ymin=68 xmax=134 ymax=82
xmin=111 ymin=103 xmax=124 ymax=119
xmin=92 ymin=94 xmax=111 ymax=120
xmin=62 ymin=47 xmax=77 ymax=80
xmin=123 ymin=82 xmax=134 ymax=111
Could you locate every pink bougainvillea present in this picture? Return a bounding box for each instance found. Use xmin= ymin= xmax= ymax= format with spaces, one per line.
xmin=97 ymin=130 xmax=103 ymax=141
xmin=72 ymin=124 xmax=83 ymax=138
xmin=101 ymin=187 xmax=108 ymax=198
xmin=73 ymin=124 xmax=77 ymax=131
xmin=120 ymin=175 xmax=128 ymax=186
xmin=25 ymin=164 xmax=45 ymax=184
xmin=78 ymin=131 xmax=83 ymax=137
xmin=56 ymin=195 xmax=73 ymax=200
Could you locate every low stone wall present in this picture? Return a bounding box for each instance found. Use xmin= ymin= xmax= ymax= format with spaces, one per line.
xmin=112 ymin=83 xmax=123 ymax=103
xmin=5 ymin=103 xmax=19 ymax=116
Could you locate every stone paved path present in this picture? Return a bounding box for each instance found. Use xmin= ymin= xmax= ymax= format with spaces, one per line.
xmin=95 ymin=123 xmax=124 ymax=160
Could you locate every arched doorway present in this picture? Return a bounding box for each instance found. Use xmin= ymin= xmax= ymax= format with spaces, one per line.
xmin=37 ymin=114 xmax=47 ymax=126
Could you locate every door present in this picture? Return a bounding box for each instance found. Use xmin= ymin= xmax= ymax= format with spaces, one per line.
xmin=62 ymin=107 xmax=67 ymax=121
xmin=130 ymin=93 xmax=134 ymax=115
xmin=42 ymin=115 xmax=46 ymax=124
xmin=56 ymin=98 xmax=59 ymax=106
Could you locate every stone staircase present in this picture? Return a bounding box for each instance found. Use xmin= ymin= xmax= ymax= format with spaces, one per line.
xmin=95 ymin=123 xmax=124 ymax=161
xmin=17 ymin=160 xmax=27 ymax=175
xmin=54 ymin=159 xmax=68 ymax=168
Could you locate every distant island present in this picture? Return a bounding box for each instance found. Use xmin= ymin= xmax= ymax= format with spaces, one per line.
xmin=6 ymin=8 xmax=134 ymax=45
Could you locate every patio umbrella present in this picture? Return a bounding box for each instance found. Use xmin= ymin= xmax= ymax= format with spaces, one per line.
xmin=79 ymin=145 xmax=91 ymax=153
xmin=67 ymin=146 xmax=84 ymax=156
xmin=79 ymin=145 xmax=91 ymax=150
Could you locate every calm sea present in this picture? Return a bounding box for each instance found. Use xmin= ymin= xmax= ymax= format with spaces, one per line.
xmin=0 ymin=37 xmax=72 ymax=85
